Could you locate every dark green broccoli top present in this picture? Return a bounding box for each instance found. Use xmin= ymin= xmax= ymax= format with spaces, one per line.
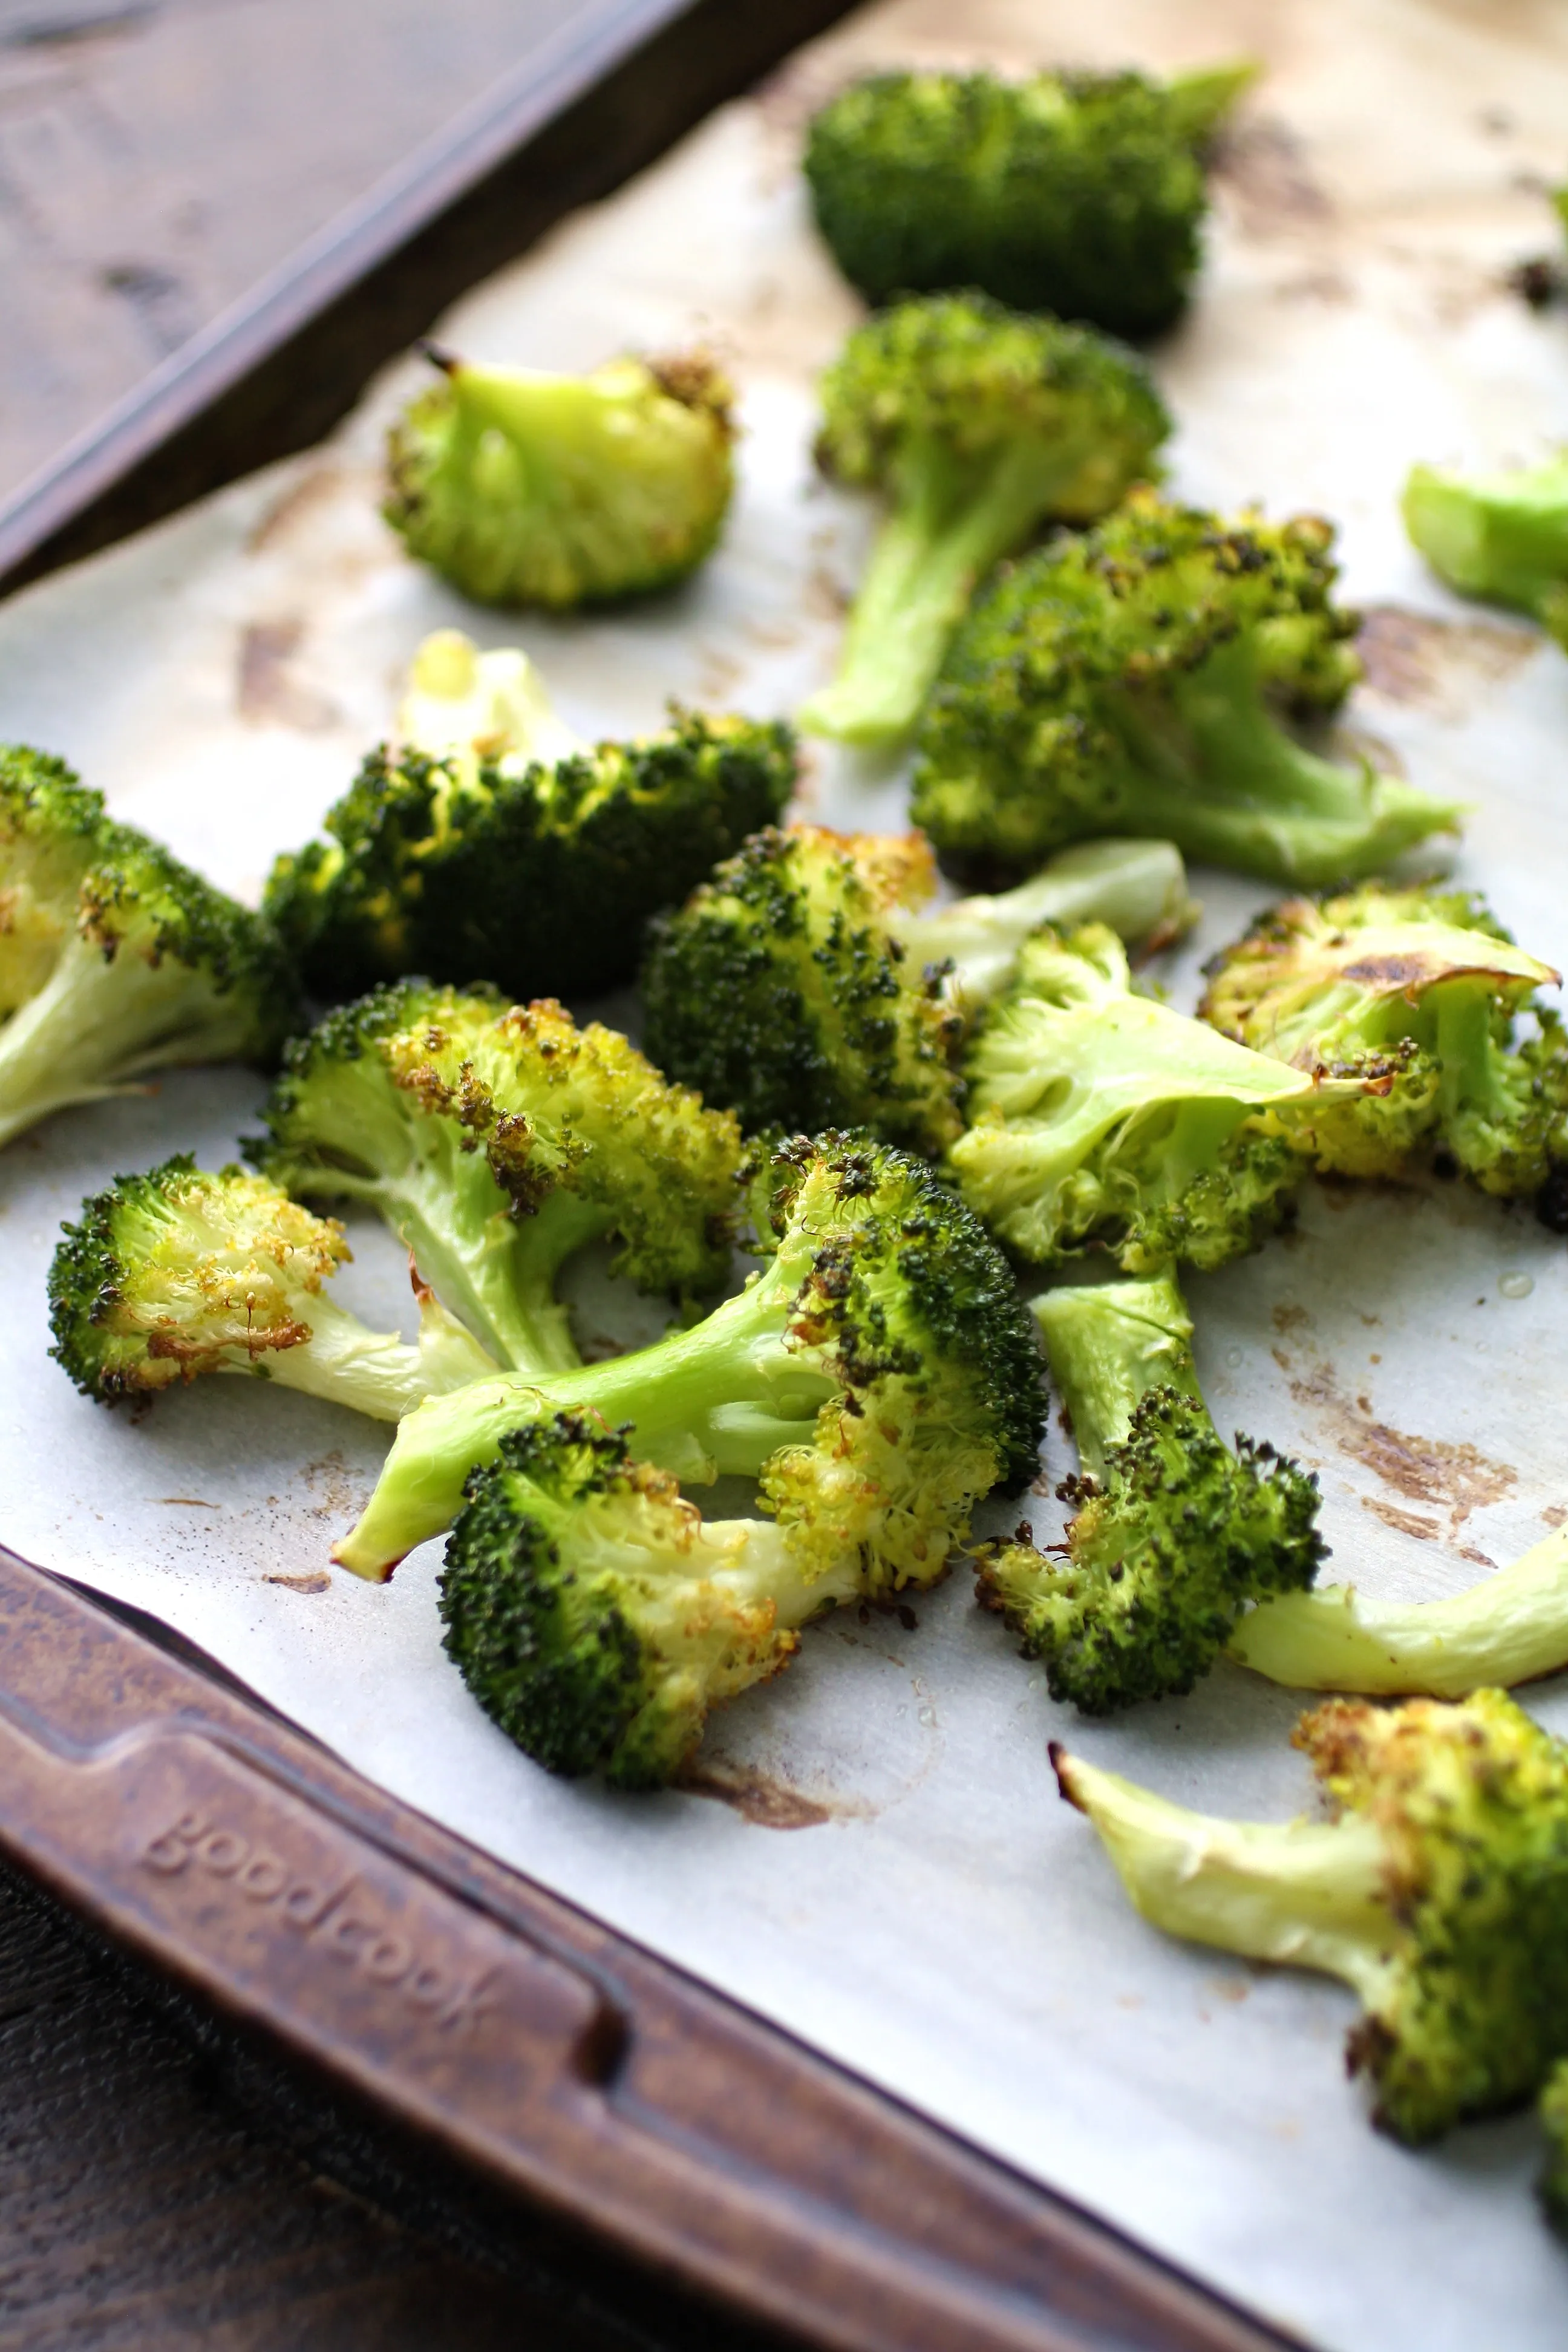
xmin=805 ymin=65 xmax=1249 ymax=336
xmin=261 ymin=711 xmax=795 ymax=1004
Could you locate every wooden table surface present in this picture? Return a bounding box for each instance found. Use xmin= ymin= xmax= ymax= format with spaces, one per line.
xmin=0 ymin=4 xmax=783 ymax=2341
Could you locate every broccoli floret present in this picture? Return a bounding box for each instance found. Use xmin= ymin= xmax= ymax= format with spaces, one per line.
xmin=803 ymin=62 xmax=1255 ymax=336
xmin=641 ymin=828 xmax=1192 ymax=1154
xmin=912 ymin=489 xmax=1462 ymax=886
xmin=0 ymin=746 xmax=298 ymax=1148
xmin=1199 ymin=883 xmax=1568 ymax=1200
xmin=975 ymin=1270 xmax=1324 ymax=1711
xmin=1402 ymin=456 xmax=1568 ymax=646
xmin=440 ymin=1413 xmax=872 ymax=1788
xmin=250 ymin=982 xmax=741 ymax=1377
xmin=333 ymin=1131 xmax=1045 ymax=1583
xmin=263 ymin=649 xmax=795 ymax=1004
xmin=384 ymin=344 xmax=736 ymax=607
xmin=950 ymin=923 xmax=1360 ymax=1273
xmin=1229 ymin=1524 xmax=1568 ymax=1697
xmin=1055 ymin=1688 xmax=1568 ymax=2144
xmin=48 ymin=1157 xmax=494 ymax=1420
xmin=797 ymin=294 xmax=1171 ymax=748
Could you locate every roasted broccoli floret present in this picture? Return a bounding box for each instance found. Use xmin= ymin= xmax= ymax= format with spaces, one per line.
xmin=1055 ymin=1688 xmax=1568 ymax=2144
xmin=798 ymin=294 xmax=1171 ymax=748
xmin=385 ymin=344 xmax=735 ymax=607
xmin=48 ymin=1157 xmax=494 ymax=1420
xmin=1229 ymin=1524 xmax=1568 ymax=1697
xmin=440 ymin=1413 xmax=872 ymax=1788
xmin=975 ymin=1270 xmax=1323 ymax=1711
xmin=950 ymin=923 xmax=1363 ymax=1273
xmin=250 ymin=982 xmax=742 ymax=1378
xmin=912 ymin=489 xmax=1462 ymax=885
xmin=803 ymin=61 xmax=1255 ymax=336
xmin=1402 ymin=455 xmax=1568 ymax=646
xmin=0 ymin=745 xmax=298 ymax=1148
xmin=1198 ymin=883 xmax=1568 ymax=1201
xmin=333 ymin=1131 xmax=1045 ymax=1582
xmin=263 ymin=636 xmax=795 ymax=1004
xmin=641 ymin=828 xmax=1192 ymax=1154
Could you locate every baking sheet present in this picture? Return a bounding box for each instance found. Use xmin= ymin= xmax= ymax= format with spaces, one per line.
xmin=4 ymin=1 xmax=1568 ymax=2342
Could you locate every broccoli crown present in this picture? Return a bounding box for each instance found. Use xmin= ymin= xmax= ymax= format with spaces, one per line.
xmin=976 ymin=1269 xmax=1322 ymax=1711
xmin=979 ymin=1390 xmax=1324 ymax=1713
xmin=1055 ymin=1688 xmax=1568 ymax=2145
xmin=912 ymin=489 xmax=1460 ymax=886
xmin=1402 ymin=457 xmax=1568 ymax=646
xmin=333 ymin=1131 xmax=1045 ymax=1583
xmin=440 ymin=1413 xmax=857 ymax=1789
xmin=803 ymin=64 xmax=1249 ymax=336
xmin=252 ymin=979 xmax=742 ymax=1372
xmin=949 ymin=923 xmax=1334 ymax=1272
xmin=48 ymin=1154 xmax=347 ymax=1397
xmin=815 ymin=291 xmax=1171 ymax=524
xmin=1199 ymin=884 xmax=1568 ymax=1194
xmin=641 ymin=825 xmax=967 ymax=1153
xmin=0 ymin=746 xmax=298 ymax=1145
xmin=384 ymin=348 xmax=736 ymax=609
xmin=262 ymin=709 xmax=795 ymax=1004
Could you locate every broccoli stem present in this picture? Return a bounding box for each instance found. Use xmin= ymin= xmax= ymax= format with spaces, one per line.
xmin=1228 ymin=1527 xmax=1568 ymax=1697
xmin=333 ymin=1255 xmax=840 ymax=1579
xmin=1052 ymin=1745 xmax=1393 ymax=2001
xmin=801 ymin=437 xmax=1095 ymax=748
xmin=1033 ymin=1274 xmax=1203 ymax=1477
xmin=0 ymin=936 xmax=261 ymax=1148
xmin=890 ymin=837 xmax=1192 ymax=1005
xmin=1163 ymin=59 xmax=1258 ymax=146
xmin=245 ymin=1286 xmax=496 ymax=1422
xmin=1103 ymin=638 xmax=1462 ymax=886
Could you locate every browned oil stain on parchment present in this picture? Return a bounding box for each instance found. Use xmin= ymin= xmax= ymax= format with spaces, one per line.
xmin=679 ymin=1764 xmax=866 ymax=1830
xmin=1356 ymin=604 xmax=1538 ymax=722
xmin=236 ymin=618 xmax=340 ymax=731
xmin=1289 ymin=1362 xmax=1516 ymax=1531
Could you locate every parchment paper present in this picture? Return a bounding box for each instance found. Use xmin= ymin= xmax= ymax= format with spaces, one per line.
xmin=4 ymin=2 xmax=1568 ymax=2344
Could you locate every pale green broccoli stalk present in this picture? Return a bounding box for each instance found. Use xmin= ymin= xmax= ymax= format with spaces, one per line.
xmin=974 ymin=1270 xmax=1323 ymax=1712
xmin=0 ymin=745 xmax=298 ymax=1149
xmin=803 ymin=62 xmax=1255 ymax=336
xmin=1228 ymin=1525 xmax=1568 ymax=1698
xmin=798 ymin=293 xmax=1171 ymax=748
xmin=249 ymin=982 xmax=742 ymax=1379
xmin=950 ymin=923 xmax=1360 ymax=1273
xmin=641 ymin=827 xmax=1192 ymax=1154
xmin=440 ymin=1414 xmax=871 ymax=1788
xmin=263 ymin=638 xmax=795 ymax=1004
xmin=48 ymin=1157 xmax=494 ymax=1420
xmin=1199 ymin=883 xmax=1568 ymax=1203
xmin=333 ymin=1132 xmax=1045 ymax=1583
xmin=385 ymin=344 xmax=736 ymax=608
xmin=1402 ymin=456 xmax=1568 ymax=646
xmin=913 ymin=488 xmax=1462 ymax=885
xmin=1054 ymin=1688 xmax=1568 ymax=2144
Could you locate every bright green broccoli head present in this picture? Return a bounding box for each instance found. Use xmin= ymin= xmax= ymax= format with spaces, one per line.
xmin=385 ymin=345 xmax=736 ymax=608
xmin=1402 ymin=456 xmax=1568 ymax=646
xmin=975 ymin=1270 xmax=1323 ymax=1713
xmin=949 ymin=922 xmax=1346 ymax=1273
xmin=799 ymin=294 xmax=1169 ymax=747
xmin=803 ymin=62 xmax=1255 ymax=336
xmin=251 ymin=981 xmax=743 ymax=1378
xmin=1198 ymin=883 xmax=1568 ymax=1198
xmin=46 ymin=1154 xmax=492 ymax=1420
xmin=642 ymin=829 xmax=1197 ymax=1156
xmin=912 ymin=488 xmax=1460 ymax=886
xmin=439 ymin=1413 xmax=865 ymax=1789
xmin=263 ymin=702 xmax=796 ymax=1005
xmin=642 ymin=825 xmax=968 ymax=1153
xmin=0 ymin=745 xmax=299 ymax=1148
xmin=1057 ymin=1688 xmax=1568 ymax=2145
xmin=334 ymin=1130 xmax=1045 ymax=1584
